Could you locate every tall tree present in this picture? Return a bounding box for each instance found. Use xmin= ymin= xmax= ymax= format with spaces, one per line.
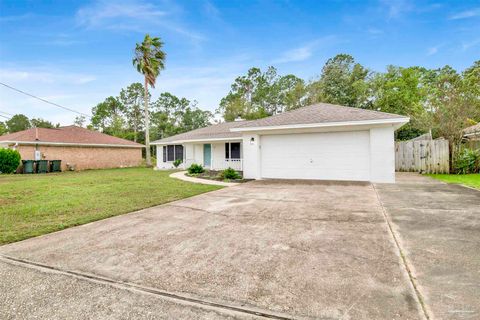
xmin=133 ymin=34 xmax=166 ymax=166
xmin=0 ymin=121 xmax=7 ymax=135
xmin=369 ymin=66 xmax=428 ymax=140
xmin=307 ymin=54 xmax=369 ymax=108
xmin=91 ymin=96 xmax=126 ymax=137
xmin=462 ymin=60 xmax=480 ymax=122
xmin=427 ymin=65 xmax=480 ymax=152
xmin=151 ymin=92 xmax=212 ymax=139
xmin=30 ymin=118 xmax=57 ymax=128
xmin=119 ymin=83 xmax=146 ymax=142
xmin=6 ymin=114 xmax=30 ymax=133
xmin=73 ymin=115 xmax=87 ymax=127
xmin=218 ymin=67 xmax=304 ymax=121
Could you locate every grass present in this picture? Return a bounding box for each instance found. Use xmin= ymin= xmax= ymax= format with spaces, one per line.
xmin=427 ymin=174 xmax=480 ymax=190
xmin=0 ymin=167 xmax=222 ymax=245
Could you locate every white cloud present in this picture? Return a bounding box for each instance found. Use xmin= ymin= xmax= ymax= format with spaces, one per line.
xmin=449 ymin=8 xmax=480 ymax=20
xmin=76 ymin=1 xmax=166 ymax=28
xmin=203 ymin=0 xmax=221 ymax=19
xmin=0 ymin=54 xmax=252 ymax=125
xmin=273 ymin=36 xmax=337 ymax=64
xmin=379 ymin=0 xmax=413 ymax=19
xmin=76 ymin=0 xmax=205 ymax=43
xmin=0 ymin=13 xmax=34 ymax=23
xmin=427 ymin=46 xmax=438 ymax=56
xmin=426 ymin=43 xmax=445 ymax=56
xmin=462 ymin=38 xmax=480 ymax=51
xmin=0 ymin=69 xmax=96 ymax=85
xmin=367 ymin=28 xmax=384 ymax=35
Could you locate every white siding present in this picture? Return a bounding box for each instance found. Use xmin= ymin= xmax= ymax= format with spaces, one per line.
xmin=211 ymin=143 xmax=225 ymax=170
xmin=260 ymin=131 xmax=371 ymax=181
xmin=369 ymin=127 xmax=395 ymax=183
xmin=242 ymin=134 xmax=261 ymax=179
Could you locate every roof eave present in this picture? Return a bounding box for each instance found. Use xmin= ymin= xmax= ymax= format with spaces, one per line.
xmin=0 ymin=141 xmax=144 ymax=148
xmin=151 ymin=137 xmax=243 ymax=145
xmin=230 ymin=118 xmax=410 ymax=133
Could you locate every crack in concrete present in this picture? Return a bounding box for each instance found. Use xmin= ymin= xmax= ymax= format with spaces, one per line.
xmin=206 ymin=194 xmax=303 ymax=203
xmin=0 ymin=254 xmax=303 ymax=320
xmin=372 ymin=184 xmax=432 ymax=320
xmin=168 ymin=204 xmax=381 ymax=224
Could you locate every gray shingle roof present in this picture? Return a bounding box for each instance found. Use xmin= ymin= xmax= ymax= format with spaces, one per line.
xmin=151 ymin=120 xmax=251 ymax=144
xmin=151 ymin=103 xmax=408 ymax=144
xmin=234 ymin=103 xmax=408 ymax=129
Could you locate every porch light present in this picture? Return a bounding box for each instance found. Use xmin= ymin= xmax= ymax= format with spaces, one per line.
xmin=250 ymin=137 xmax=255 ymax=145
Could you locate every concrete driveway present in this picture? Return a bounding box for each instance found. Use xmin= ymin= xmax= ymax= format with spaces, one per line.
xmin=1 ymin=174 xmax=478 ymax=319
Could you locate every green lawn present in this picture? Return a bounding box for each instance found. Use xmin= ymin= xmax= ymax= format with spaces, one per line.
xmin=428 ymin=174 xmax=480 ymax=190
xmin=0 ymin=168 xmax=222 ymax=245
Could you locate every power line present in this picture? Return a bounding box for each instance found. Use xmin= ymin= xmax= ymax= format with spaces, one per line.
xmin=0 ymin=82 xmax=90 ymax=118
xmin=0 ymin=114 xmax=10 ymax=120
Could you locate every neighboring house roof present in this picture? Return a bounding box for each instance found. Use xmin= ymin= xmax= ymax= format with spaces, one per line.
xmin=151 ymin=103 xmax=409 ymax=144
xmin=0 ymin=126 xmax=143 ymax=148
xmin=231 ymin=103 xmax=409 ymax=132
xmin=151 ymin=121 xmax=252 ymax=144
xmin=463 ymin=123 xmax=480 ymax=138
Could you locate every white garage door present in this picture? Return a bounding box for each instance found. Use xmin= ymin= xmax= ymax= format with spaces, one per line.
xmin=260 ymin=131 xmax=370 ymax=181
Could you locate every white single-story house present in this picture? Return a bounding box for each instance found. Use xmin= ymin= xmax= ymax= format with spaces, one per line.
xmin=151 ymin=103 xmax=409 ymax=183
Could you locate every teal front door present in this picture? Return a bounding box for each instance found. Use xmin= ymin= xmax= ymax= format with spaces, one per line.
xmin=203 ymin=144 xmax=211 ymax=167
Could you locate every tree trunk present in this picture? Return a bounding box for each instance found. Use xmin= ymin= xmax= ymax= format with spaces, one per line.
xmin=144 ymin=77 xmax=151 ymax=167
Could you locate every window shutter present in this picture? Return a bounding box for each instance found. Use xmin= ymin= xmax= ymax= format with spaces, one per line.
xmin=225 ymin=143 xmax=229 ymax=159
xmin=163 ymin=146 xmax=166 ymax=162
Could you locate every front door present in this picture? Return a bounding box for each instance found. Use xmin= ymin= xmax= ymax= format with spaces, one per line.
xmin=203 ymin=144 xmax=211 ymax=167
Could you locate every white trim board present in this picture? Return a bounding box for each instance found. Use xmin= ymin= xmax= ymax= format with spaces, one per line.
xmin=1 ymin=141 xmax=144 ymax=148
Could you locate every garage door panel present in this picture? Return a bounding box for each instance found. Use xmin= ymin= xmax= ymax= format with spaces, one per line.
xmin=261 ymin=131 xmax=370 ymax=181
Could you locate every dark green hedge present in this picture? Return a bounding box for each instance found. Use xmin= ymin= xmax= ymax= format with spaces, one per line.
xmin=0 ymin=148 xmax=21 ymax=174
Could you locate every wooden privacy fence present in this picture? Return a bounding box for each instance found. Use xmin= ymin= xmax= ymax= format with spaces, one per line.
xmin=395 ymin=139 xmax=450 ymax=174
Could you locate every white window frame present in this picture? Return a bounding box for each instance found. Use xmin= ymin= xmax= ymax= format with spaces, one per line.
xmin=225 ymin=142 xmax=242 ymax=160
xmin=163 ymin=144 xmax=184 ymax=162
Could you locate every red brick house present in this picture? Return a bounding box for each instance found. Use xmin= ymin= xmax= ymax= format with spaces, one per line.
xmin=0 ymin=126 xmax=143 ymax=171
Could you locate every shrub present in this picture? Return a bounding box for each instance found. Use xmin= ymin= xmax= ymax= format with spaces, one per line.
xmin=187 ymin=163 xmax=204 ymax=174
xmin=453 ymin=148 xmax=480 ymax=174
xmin=220 ymin=167 xmax=241 ymax=180
xmin=173 ymin=159 xmax=182 ymax=168
xmin=0 ymin=148 xmax=21 ymax=174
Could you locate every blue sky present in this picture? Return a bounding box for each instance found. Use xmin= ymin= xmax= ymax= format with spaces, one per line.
xmin=0 ymin=0 xmax=479 ymax=125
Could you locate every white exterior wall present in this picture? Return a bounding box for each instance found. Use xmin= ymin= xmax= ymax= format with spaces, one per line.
xmin=156 ymin=145 xmax=175 ymax=169
xmin=192 ymin=144 xmax=203 ymax=165
xmin=369 ymin=126 xmax=395 ymax=183
xmin=211 ymin=143 xmax=224 ymax=169
xmin=156 ymin=144 xmax=192 ymax=170
xmin=242 ymin=134 xmax=261 ymax=179
xmin=240 ymin=127 xmax=396 ymax=183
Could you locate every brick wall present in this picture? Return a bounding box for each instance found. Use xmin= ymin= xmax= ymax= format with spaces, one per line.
xmin=16 ymin=145 xmax=142 ymax=171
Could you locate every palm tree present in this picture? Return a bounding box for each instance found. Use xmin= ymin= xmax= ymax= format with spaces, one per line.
xmin=133 ymin=34 xmax=166 ymax=166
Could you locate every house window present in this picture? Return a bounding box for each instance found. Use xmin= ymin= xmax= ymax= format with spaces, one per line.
xmin=164 ymin=145 xmax=183 ymax=162
xmin=225 ymin=142 xmax=241 ymax=159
